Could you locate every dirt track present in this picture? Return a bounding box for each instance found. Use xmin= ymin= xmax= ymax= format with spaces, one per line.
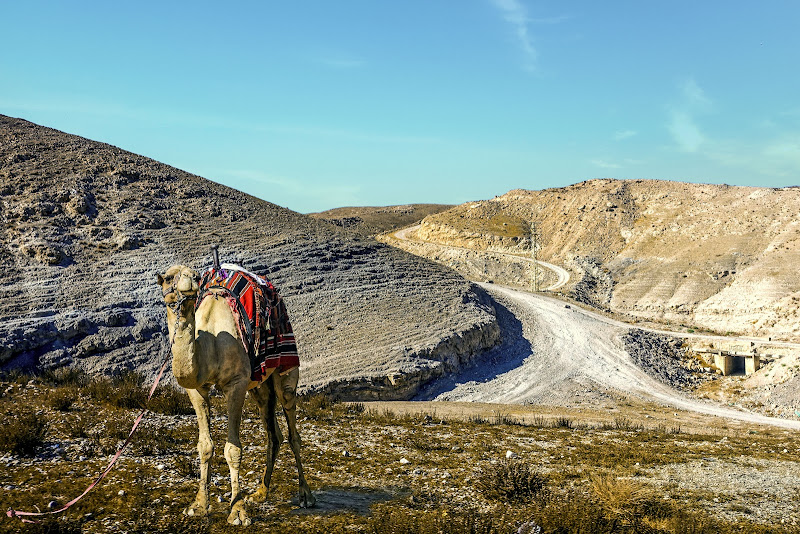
xmin=394 ymin=225 xmax=570 ymax=291
xmin=391 ymin=227 xmax=800 ymax=430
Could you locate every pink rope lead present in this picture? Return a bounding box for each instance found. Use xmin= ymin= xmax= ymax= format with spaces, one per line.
xmin=6 ymin=347 xmax=173 ymax=524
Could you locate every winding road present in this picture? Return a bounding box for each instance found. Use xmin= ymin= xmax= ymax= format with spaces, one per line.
xmin=390 ymin=225 xmax=800 ymax=430
xmin=394 ymin=225 xmax=570 ymax=291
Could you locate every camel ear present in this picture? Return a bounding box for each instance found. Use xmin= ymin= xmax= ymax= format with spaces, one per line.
xmin=156 ymin=273 xmax=165 ymax=286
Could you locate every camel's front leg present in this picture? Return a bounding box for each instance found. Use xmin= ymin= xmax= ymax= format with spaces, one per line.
xmin=224 ymin=382 xmax=251 ymax=526
xmin=185 ymin=387 xmax=212 ymax=517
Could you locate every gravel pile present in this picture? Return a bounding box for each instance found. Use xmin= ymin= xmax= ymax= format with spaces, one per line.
xmin=623 ymin=329 xmax=716 ymax=391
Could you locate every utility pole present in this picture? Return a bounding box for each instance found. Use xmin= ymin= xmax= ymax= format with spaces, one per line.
xmin=530 ymin=221 xmax=540 ymax=292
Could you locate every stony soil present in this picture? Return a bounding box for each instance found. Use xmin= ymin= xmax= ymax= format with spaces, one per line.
xmin=3 ymin=378 xmax=800 ymax=532
xmin=0 ymin=115 xmax=498 ymax=397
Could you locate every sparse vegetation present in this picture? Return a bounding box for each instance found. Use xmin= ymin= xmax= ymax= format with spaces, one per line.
xmin=0 ymin=409 xmax=48 ymax=456
xmin=477 ymin=460 xmax=547 ymax=502
xmin=2 ymin=382 xmax=800 ymax=533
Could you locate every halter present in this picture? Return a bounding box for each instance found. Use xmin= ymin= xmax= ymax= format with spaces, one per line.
xmin=162 ymin=274 xmax=198 ymax=343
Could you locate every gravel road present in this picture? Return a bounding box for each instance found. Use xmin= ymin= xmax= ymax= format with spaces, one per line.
xmin=419 ymin=284 xmax=800 ymax=429
xmin=392 ymin=224 xmax=800 ymax=429
xmin=394 ymin=225 xmax=570 ymax=291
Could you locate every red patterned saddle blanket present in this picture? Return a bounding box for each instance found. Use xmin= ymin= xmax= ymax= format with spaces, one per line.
xmin=196 ymin=265 xmax=299 ymax=382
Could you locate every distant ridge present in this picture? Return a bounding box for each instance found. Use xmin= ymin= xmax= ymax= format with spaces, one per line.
xmin=310 ymin=204 xmax=453 ymax=235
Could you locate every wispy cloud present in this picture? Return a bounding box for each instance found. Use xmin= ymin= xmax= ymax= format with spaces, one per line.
xmin=217 ymin=169 xmax=361 ymax=211
xmin=591 ymin=159 xmax=621 ymax=169
xmin=763 ymin=136 xmax=800 ymax=171
xmin=680 ymin=78 xmax=711 ymax=109
xmin=490 ymin=0 xmax=538 ymax=71
xmin=668 ymin=110 xmax=705 ymax=152
xmin=668 ymin=78 xmax=711 ymax=152
xmin=614 ymin=130 xmax=637 ymax=141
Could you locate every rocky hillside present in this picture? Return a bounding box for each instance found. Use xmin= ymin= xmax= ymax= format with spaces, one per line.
xmin=0 ymin=115 xmax=499 ymax=398
xmin=411 ymin=179 xmax=800 ymax=341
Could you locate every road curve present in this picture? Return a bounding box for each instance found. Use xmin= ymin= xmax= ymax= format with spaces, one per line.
xmin=392 ymin=225 xmax=570 ymax=291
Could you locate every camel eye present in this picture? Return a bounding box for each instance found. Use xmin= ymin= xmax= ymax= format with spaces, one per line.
xmin=164 ymin=275 xmax=174 ymax=283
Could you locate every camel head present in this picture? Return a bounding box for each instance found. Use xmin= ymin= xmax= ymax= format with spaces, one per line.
xmin=157 ymin=265 xmax=201 ymax=317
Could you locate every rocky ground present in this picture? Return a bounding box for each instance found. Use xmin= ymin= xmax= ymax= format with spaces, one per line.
xmin=2 ymin=375 xmax=799 ymax=533
xmin=622 ymin=330 xmax=717 ymax=392
xmin=0 ymin=115 xmax=498 ymax=398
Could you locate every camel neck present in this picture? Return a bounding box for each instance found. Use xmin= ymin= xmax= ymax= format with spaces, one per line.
xmin=170 ymin=307 xmax=200 ymax=389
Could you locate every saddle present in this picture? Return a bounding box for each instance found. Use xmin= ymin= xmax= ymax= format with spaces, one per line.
xmin=196 ymin=265 xmax=299 ymax=382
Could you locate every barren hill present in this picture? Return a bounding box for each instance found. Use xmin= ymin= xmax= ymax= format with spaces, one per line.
xmin=0 ymin=115 xmax=498 ymax=397
xmin=309 ymin=204 xmax=453 ymax=235
xmin=410 ymin=179 xmax=800 ymax=341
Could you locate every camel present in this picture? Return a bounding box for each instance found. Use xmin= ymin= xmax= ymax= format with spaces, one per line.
xmin=157 ymin=264 xmax=315 ymax=526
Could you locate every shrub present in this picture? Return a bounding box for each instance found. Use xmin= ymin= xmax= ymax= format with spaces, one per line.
xmin=590 ymin=472 xmax=660 ymax=525
xmin=148 ymin=384 xmax=194 ymax=415
xmin=0 ymin=410 xmax=48 ymax=456
xmin=40 ymin=367 xmax=90 ymax=388
xmin=86 ymin=371 xmax=147 ymax=409
xmin=347 ymin=402 xmax=366 ymax=415
xmin=369 ymin=506 xmax=521 ymax=534
xmin=613 ymin=416 xmax=644 ymax=431
xmin=477 ymin=460 xmax=547 ymax=503
xmin=134 ymin=427 xmax=188 ymax=456
xmin=300 ymin=392 xmax=339 ymax=419
xmin=46 ymin=388 xmax=78 ymax=411
xmin=553 ymin=415 xmax=573 ymax=429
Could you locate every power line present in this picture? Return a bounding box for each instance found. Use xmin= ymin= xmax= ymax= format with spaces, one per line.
xmin=530 ymin=221 xmax=540 ymax=292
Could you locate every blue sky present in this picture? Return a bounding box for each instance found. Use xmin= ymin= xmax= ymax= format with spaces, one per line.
xmin=2 ymin=1 xmax=799 ymax=213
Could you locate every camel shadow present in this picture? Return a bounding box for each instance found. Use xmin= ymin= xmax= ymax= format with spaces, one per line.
xmin=289 ymin=486 xmax=397 ymax=516
xmin=414 ymin=297 xmax=532 ymax=399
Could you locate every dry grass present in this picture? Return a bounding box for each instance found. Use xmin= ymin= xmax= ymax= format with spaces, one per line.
xmin=1 ymin=377 xmax=799 ymax=533
xmin=477 ymin=460 xmax=547 ymax=502
xmin=0 ymin=409 xmax=48 ymax=456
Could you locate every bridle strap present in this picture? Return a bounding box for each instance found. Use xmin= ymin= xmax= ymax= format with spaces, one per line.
xmin=162 ymin=278 xmax=198 ymax=344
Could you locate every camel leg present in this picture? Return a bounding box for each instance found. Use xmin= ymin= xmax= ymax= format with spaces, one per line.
xmin=247 ymin=378 xmax=282 ymax=504
xmin=185 ymin=386 xmax=212 ymax=517
xmin=223 ymin=381 xmax=251 ymax=526
xmin=275 ymin=369 xmax=315 ymax=508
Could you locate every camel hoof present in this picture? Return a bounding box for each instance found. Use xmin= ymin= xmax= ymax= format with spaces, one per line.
xmin=227 ymin=506 xmax=250 ymax=526
xmin=247 ymin=486 xmax=269 ymax=504
xmin=184 ymin=501 xmax=208 ymax=517
xmin=300 ymin=490 xmax=316 ymax=508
